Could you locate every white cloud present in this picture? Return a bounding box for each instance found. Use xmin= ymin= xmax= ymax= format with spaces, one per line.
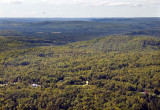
xmin=37 ymin=0 xmax=160 ymax=7
xmin=0 ymin=10 xmax=7 ymax=13
xmin=0 ymin=0 xmax=23 ymax=4
xmin=11 ymin=1 xmax=22 ymax=4
xmin=0 ymin=0 xmax=160 ymax=7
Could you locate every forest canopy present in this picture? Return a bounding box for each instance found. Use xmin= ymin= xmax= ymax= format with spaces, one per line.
xmin=0 ymin=34 xmax=160 ymax=110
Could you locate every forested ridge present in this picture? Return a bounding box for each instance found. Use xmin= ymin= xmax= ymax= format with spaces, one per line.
xmin=0 ymin=18 xmax=160 ymax=46
xmin=0 ymin=35 xmax=160 ymax=110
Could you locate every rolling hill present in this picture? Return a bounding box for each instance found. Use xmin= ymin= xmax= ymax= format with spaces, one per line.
xmin=0 ymin=35 xmax=160 ymax=110
xmin=69 ymin=36 xmax=160 ymax=52
xmin=0 ymin=18 xmax=160 ymax=46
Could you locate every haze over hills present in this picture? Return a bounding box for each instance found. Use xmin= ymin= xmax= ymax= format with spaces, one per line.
xmin=0 ymin=18 xmax=160 ymax=45
xmin=0 ymin=18 xmax=160 ymax=110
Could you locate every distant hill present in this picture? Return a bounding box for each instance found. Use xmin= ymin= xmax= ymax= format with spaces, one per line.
xmin=69 ymin=36 xmax=160 ymax=52
xmin=0 ymin=36 xmax=54 ymax=52
xmin=0 ymin=18 xmax=159 ymax=45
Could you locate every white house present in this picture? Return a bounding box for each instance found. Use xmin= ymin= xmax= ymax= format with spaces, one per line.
xmin=86 ymin=81 xmax=89 ymax=85
xmin=31 ymin=84 xmax=38 ymax=87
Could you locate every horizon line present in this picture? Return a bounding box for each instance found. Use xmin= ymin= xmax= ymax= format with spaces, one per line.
xmin=0 ymin=17 xmax=160 ymax=19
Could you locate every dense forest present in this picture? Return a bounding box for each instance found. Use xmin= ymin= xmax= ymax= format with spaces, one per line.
xmin=0 ymin=18 xmax=160 ymax=110
xmin=0 ymin=18 xmax=160 ymax=45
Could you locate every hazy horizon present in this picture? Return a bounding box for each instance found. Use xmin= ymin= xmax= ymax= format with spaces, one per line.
xmin=0 ymin=0 xmax=160 ymax=18
xmin=0 ymin=17 xmax=160 ymax=19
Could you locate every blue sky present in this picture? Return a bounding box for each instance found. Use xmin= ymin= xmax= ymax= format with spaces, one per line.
xmin=0 ymin=0 xmax=160 ymax=18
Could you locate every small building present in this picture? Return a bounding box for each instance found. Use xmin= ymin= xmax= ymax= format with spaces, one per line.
xmin=31 ymin=84 xmax=38 ymax=87
xmin=0 ymin=84 xmax=3 ymax=86
xmin=141 ymin=91 xmax=148 ymax=95
xmin=86 ymin=81 xmax=89 ymax=85
xmin=51 ymin=32 xmax=62 ymax=34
